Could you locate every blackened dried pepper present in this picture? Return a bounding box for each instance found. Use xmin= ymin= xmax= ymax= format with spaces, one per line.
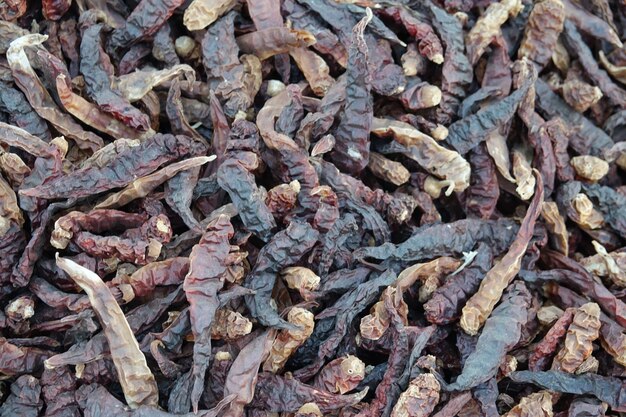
xmin=109 ymin=0 xmax=185 ymax=49
xmin=245 ymin=221 xmax=319 ymax=329
xmin=258 ymin=87 xmax=320 ymax=211
xmin=418 ymin=1 xmax=472 ymax=124
xmin=508 ymin=371 xmax=626 ymax=412
xmin=217 ymin=151 xmax=276 ymax=242
xmin=0 ymin=81 xmax=51 ymax=141
xmin=354 ymin=218 xmax=518 ymax=264
xmin=535 ymin=79 xmax=614 ymax=157
xmin=563 ymin=21 xmax=626 ymax=108
xmin=21 ymin=134 xmax=206 ymax=199
xmin=295 ymin=0 xmax=403 ymax=47
xmin=0 ymin=375 xmax=42 ymax=417
xmin=294 ymin=270 xmax=396 ymax=379
xmin=80 ymin=22 xmax=151 ymax=131
xmin=446 ymin=63 xmax=535 ymax=155
xmin=184 ymin=215 xmax=233 ymax=412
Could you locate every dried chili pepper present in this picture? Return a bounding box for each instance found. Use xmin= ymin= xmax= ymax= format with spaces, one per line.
xmin=245 ymin=221 xmax=319 ymax=329
xmin=7 ymin=34 xmax=104 ymax=151
xmin=425 ymin=244 xmax=492 ymax=325
xmin=509 ymin=371 xmax=626 ymax=412
xmin=518 ymin=0 xmax=564 ymax=68
xmin=329 ymin=9 xmax=372 ymax=175
xmin=55 ymin=256 xmax=158 ymax=409
xmin=460 ymin=172 xmax=543 ymax=335
xmin=21 ymin=134 xmax=206 ymax=199
xmin=446 ymin=61 xmax=536 ymax=155
xmin=391 ymin=373 xmax=440 ymax=417
xmin=250 ymin=373 xmax=368 ymax=413
xmin=418 ymin=1 xmax=472 ymax=124
xmin=0 ymin=375 xmax=42 ymax=417
xmin=109 ymin=0 xmax=185 ymax=49
xmin=183 ymin=215 xmax=233 ymax=412
xmin=551 ymin=303 xmax=601 ymax=373
xmin=444 ymin=281 xmax=531 ymax=391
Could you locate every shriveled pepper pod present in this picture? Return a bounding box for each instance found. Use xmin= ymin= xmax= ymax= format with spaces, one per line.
xmin=313 ymin=355 xmax=366 ymax=394
xmin=391 ymin=373 xmax=440 ymax=417
xmin=263 ymin=307 xmax=314 ymax=373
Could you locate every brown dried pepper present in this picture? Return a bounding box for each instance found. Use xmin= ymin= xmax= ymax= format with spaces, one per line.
xmin=446 ymin=281 xmax=531 ymax=391
xmin=313 ymin=355 xmax=365 ymax=394
xmin=245 ymin=221 xmax=319 ymax=329
xmin=7 ymin=34 xmax=104 ymax=152
xmin=109 ymin=0 xmax=185 ymax=49
xmin=263 ymin=307 xmax=314 ymax=373
xmin=391 ymin=373 xmax=440 ymax=417
xmin=55 ymin=256 xmax=158 ymax=409
xmin=184 ymin=215 xmax=233 ymax=412
xmin=460 ymin=172 xmax=543 ymax=335
xmin=518 ymin=0 xmax=565 ymax=68
xmin=21 ymin=134 xmax=206 ymax=199
xmin=551 ymin=303 xmax=601 ymax=373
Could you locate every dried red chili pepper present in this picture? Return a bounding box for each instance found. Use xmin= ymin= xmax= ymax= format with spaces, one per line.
xmin=183 ymin=215 xmax=233 ymax=412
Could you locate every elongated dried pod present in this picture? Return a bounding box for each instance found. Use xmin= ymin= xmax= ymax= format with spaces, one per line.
xmin=518 ymin=0 xmax=565 ymax=68
xmin=55 ymin=255 xmax=158 ymax=409
xmin=552 ymin=303 xmax=601 ymax=373
xmin=290 ymin=47 xmax=334 ymax=96
xmin=461 ymin=171 xmax=543 ymax=335
xmin=55 ymin=74 xmax=144 ymax=140
xmin=95 ymin=156 xmax=215 ymax=209
xmin=466 ymin=0 xmax=524 ymax=64
xmin=263 ymin=307 xmax=314 ymax=373
xmin=371 ymin=118 xmax=470 ymax=192
xmin=236 ymin=28 xmax=316 ymax=61
xmin=541 ymin=202 xmax=568 ymax=255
